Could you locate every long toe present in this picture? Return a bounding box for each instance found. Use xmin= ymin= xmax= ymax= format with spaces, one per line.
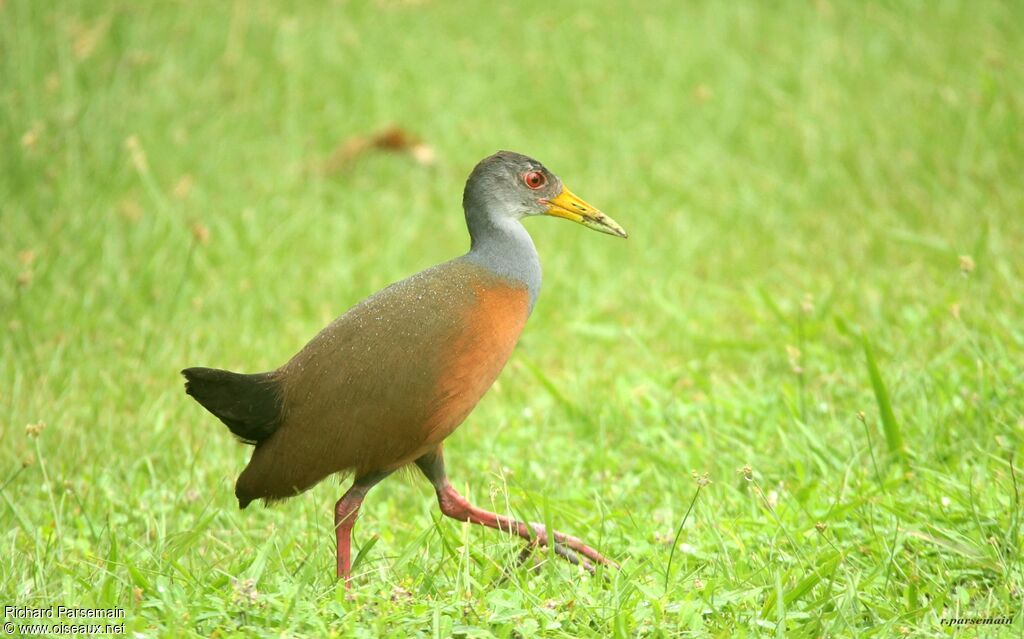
xmin=551 ymin=543 xmax=597 ymax=573
xmin=533 ymin=525 xmax=619 ymax=569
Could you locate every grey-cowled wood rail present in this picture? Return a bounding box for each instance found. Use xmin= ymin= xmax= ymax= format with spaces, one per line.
xmin=182 ymin=151 xmax=626 ymax=583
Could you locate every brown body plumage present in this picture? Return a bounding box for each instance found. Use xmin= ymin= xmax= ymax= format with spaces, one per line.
xmin=235 ymin=261 xmax=528 ymax=506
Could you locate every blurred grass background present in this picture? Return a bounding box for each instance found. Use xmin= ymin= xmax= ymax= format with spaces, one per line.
xmin=2 ymin=0 xmax=1023 ymax=636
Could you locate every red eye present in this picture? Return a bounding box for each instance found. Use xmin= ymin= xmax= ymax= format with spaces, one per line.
xmin=523 ymin=171 xmax=546 ymax=190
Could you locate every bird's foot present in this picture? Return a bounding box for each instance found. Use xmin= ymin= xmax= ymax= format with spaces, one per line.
xmin=525 ymin=524 xmax=618 ymax=573
xmin=433 ymin=482 xmax=619 ymax=575
xmin=513 ymin=538 xmax=602 ymax=576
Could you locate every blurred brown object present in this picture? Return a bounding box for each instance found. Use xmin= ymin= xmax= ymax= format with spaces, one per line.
xmin=322 ymin=126 xmax=436 ymax=174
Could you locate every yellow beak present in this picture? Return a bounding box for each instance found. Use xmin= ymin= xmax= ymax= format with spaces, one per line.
xmin=543 ymin=186 xmax=627 ymax=238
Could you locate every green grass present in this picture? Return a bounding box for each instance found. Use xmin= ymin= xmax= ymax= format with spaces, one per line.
xmin=2 ymin=0 xmax=1023 ymax=636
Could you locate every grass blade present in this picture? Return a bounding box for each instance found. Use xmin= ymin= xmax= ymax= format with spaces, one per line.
xmin=861 ymin=335 xmax=904 ymax=458
xmin=762 ymin=553 xmax=841 ymax=617
xmin=351 ymin=534 xmax=380 ymax=574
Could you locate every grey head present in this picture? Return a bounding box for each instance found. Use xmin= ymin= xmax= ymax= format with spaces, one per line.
xmin=460 ymin=150 xmax=627 ymax=311
xmin=463 ymin=150 xmax=627 ymax=242
xmin=462 ymin=151 xmax=563 ymax=243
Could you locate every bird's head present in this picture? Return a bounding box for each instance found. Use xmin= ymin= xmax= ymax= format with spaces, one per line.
xmin=463 ymin=151 xmax=627 ymax=238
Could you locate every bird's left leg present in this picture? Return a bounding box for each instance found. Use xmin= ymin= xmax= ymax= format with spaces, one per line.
xmin=415 ymin=447 xmax=617 ymax=572
xmin=335 ymin=471 xmax=391 ymax=585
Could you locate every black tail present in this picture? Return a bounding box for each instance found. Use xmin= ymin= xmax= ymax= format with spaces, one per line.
xmin=182 ymin=367 xmax=283 ymax=445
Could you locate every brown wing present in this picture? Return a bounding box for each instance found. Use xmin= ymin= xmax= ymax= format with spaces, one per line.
xmin=235 ymin=260 xmax=529 ymax=505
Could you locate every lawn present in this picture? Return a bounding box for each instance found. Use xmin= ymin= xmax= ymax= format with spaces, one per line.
xmin=2 ymin=0 xmax=1023 ymax=636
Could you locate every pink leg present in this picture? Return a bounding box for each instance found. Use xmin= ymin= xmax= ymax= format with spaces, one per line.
xmin=335 ymin=472 xmax=390 ymax=584
xmin=415 ymin=449 xmax=617 ymax=572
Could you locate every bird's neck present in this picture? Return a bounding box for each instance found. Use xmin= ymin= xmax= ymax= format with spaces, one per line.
xmin=463 ymin=214 xmax=542 ymax=313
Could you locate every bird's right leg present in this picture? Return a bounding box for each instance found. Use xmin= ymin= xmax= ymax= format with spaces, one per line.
xmin=415 ymin=447 xmax=617 ymax=572
xmin=335 ymin=471 xmax=391 ymax=585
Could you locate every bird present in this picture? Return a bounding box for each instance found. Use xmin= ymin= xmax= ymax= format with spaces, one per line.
xmin=182 ymin=151 xmax=627 ymax=584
